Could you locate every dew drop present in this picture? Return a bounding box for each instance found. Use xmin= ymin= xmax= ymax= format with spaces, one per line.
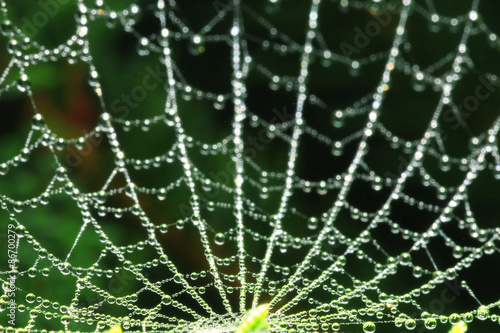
xmin=17 ymin=74 xmax=30 ymax=92
xmin=331 ymin=141 xmax=344 ymax=156
xmin=400 ymin=252 xmax=412 ymax=266
xmin=213 ymin=94 xmax=226 ymax=110
xmin=32 ymin=114 xmax=45 ymax=130
xmin=424 ymin=317 xmax=437 ymax=330
xmin=413 ymin=265 xmax=423 ymax=278
xmin=159 ymin=254 xmax=168 ymax=264
xmin=28 ymin=267 xmax=37 ymax=278
xmin=0 ymin=20 xmax=13 ymax=36
xmin=437 ymin=186 xmax=447 ymax=200
xmin=317 ymin=181 xmax=328 ymax=195
xmin=371 ymin=176 xmax=383 ymax=191
xmin=0 ymin=163 xmax=9 ymax=176
xmin=363 ymin=321 xmax=376 ymax=333
xmin=214 ymin=233 xmax=225 ymax=245
xmin=332 ymin=110 xmax=345 ymax=128
xmin=137 ymin=37 xmax=150 ymax=56
xmin=260 ymin=186 xmax=269 ymax=199
xmin=106 ymin=12 xmax=117 ymax=28
xmin=449 ymin=313 xmax=461 ymax=325
xmin=26 ymin=293 xmax=36 ymax=304
xmin=405 ymin=319 xmax=416 ymax=330
xmin=477 ymin=305 xmax=489 ymax=320
xmin=173 ymin=273 xmax=182 ymax=283
xmin=307 ymin=217 xmax=318 ymax=230
xmin=350 ymin=61 xmax=360 ymax=77
xmin=176 ymin=219 xmax=185 ymax=229
xmin=159 ymin=223 xmax=168 ymax=233
xmin=0 ymin=300 xmax=8 ymax=312
xmin=13 ymin=201 xmax=23 ymax=213
xmin=161 ymin=295 xmax=172 ymax=305
xmin=60 ymin=262 xmax=71 ymax=275
xmin=38 ymin=248 xmax=48 ymax=259
xmin=189 ymin=35 xmax=205 ymax=55
xmin=439 ymin=154 xmax=451 ymax=172
xmin=157 ymin=188 xmax=167 ymax=201
xmin=412 ymin=71 xmax=426 ymax=91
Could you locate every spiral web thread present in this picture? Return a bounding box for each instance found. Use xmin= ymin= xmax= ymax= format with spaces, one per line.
xmin=1 ymin=0 xmax=500 ymax=332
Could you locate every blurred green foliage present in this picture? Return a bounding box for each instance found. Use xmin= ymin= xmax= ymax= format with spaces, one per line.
xmin=0 ymin=0 xmax=500 ymax=332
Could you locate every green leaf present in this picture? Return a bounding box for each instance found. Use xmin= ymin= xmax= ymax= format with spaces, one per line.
xmin=106 ymin=324 xmax=122 ymax=333
xmin=448 ymin=321 xmax=467 ymax=333
xmin=236 ymin=304 xmax=269 ymax=333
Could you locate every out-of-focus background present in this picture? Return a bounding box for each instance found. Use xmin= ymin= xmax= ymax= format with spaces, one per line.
xmin=1 ymin=0 xmax=500 ymax=332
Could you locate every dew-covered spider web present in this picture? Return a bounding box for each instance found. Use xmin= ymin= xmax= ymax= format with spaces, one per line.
xmin=1 ymin=0 xmax=500 ymax=332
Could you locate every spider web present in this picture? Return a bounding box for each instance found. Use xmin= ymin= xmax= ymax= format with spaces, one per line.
xmin=1 ymin=0 xmax=500 ymax=332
